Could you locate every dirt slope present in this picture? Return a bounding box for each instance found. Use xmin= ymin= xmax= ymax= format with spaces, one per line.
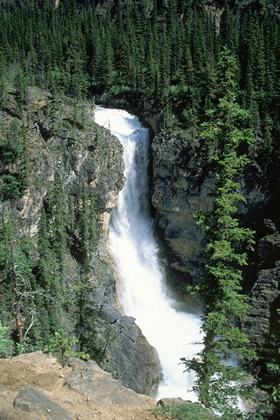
xmin=0 ymin=353 xmax=164 ymax=420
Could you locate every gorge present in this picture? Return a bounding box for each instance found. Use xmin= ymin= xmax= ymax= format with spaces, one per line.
xmin=94 ymin=106 xmax=203 ymax=400
xmin=0 ymin=1 xmax=280 ymax=417
xmin=0 ymin=84 xmax=279 ymax=417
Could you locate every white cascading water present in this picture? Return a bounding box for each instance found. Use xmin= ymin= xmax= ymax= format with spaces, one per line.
xmin=95 ymin=106 xmax=203 ymax=400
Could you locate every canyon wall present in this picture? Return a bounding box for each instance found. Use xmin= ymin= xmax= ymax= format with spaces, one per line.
xmin=151 ymin=126 xmax=280 ymax=355
xmin=0 ymin=88 xmax=161 ymax=396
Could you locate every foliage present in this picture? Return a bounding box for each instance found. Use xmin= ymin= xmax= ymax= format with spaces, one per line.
xmin=181 ymin=49 xmax=257 ymax=419
xmin=34 ymin=173 xmax=98 ymax=345
xmin=153 ymin=403 xmax=219 ymax=420
xmin=0 ymin=321 xmax=14 ymax=358
xmin=0 ymin=0 xmax=279 ymax=406
xmin=0 ymin=117 xmax=29 ymax=199
xmin=15 ymin=337 xmax=39 ymax=355
xmin=0 ymin=0 xmax=278 ymax=145
xmin=0 ymin=216 xmax=38 ymax=340
xmin=0 ymin=166 xmax=99 ymax=354
xmin=15 ymin=68 xmax=28 ymax=104
xmin=45 ymin=329 xmax=89 ymax=364
xmin=1 ymin=174 xmax=22 ymax=199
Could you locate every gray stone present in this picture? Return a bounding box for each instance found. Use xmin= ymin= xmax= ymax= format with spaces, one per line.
xmin=102 ymin=316 xmax=162 ymax=397
xmin=80 ymin=301 xmax=161 ymax=397
xmin=157 ymin=397 xmax=192 ymax=407
xmin=151 ymin=130 xmax=269 ymax=289
xmin=66 ymin=358 xmax=152 ymax=408
xmin=242 ymin=260 xmax=280 ymax=348
xmin=258 ymin=234 xmax=280 ymax=261
xmin=0 ymin=384 xmax=8 ymax=393
xmin=100 ymin=303 xmax=121 ymax=323
xmin=13 ymin=387 xmax=74 ymax=420
xmin=118 ymin=315 xmax=136 ymax=330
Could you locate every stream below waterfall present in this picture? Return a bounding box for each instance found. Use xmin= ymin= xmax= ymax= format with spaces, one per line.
xmin=94 ymin=106 xmax=203 ymax=401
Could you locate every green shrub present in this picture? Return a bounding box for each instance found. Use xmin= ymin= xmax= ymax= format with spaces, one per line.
xmin=45 ymin=329 xmax=89 ymax=364
xmin=1 ymin=174 xmax=22 ymax=199
xmin=0 ymin=321 xmax=15 ymax=358
xmin=153 ymin=404 xmax=219 ymax=420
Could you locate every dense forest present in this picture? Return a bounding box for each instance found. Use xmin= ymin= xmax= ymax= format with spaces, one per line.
xmin=0 ymin=0 xmax=280 ymax=419
xmin=0 ymin=0 xmax=279 ymax=133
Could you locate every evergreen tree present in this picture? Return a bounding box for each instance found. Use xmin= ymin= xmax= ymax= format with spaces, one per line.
xmin=0 ymin=77 xmax=5 ymax=105
xmin=47 ymin=173 xmax=67 ymax=278
xmin=182 ymin=49 xmax=257 ymax=418
xmin=15 ymin=68 xmax=28 ymax=105
xmin=0 ymin=216 xmax=38 ymax=343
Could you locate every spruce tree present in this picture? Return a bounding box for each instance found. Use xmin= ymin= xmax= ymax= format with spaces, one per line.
xmin=182 ymin=49 xmax=257 ymax=418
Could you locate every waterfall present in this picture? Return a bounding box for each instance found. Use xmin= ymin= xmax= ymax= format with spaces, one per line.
xmin=95 ymin=106 xmax=203 ymax=401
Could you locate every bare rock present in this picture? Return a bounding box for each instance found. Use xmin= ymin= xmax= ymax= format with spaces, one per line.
xmin=82 ymin=304 xmax=162 ymax=397
xmin=66 ymin=358 xmax=154 ymax=408
xmin=157 ymin=397 xmax=192 ymax=407
xmin=13 ymin=387 xmax=74 ymax=420
xmin=258 ymin=234 xmax=280 ymax=262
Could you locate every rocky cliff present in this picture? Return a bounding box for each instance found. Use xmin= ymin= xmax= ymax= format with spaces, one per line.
xmin=151 ymin=126 xmax=280 ymax=360
xmin=0 ymin=87 xmax=161 ymax=397
xmin=1 ymin=83 xmax=279 ymax=400
xmin=0 ymin=351 xmax=158 ymax=420
xmin=0 ymin=352 xmax=218 ymax=420
xmin=94 ymin=88 xmax=280 ymax=386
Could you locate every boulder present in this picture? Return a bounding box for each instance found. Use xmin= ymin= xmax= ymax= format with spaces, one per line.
xmin=66 ymin=358 xmax=154 ymax=408
xmin=82 ymin=302 xmax=162 ymax=397
xmin=157 ymin=397 xmax=192 ymax=407
xmin=13 ymin=387 xmax=74 ymax=420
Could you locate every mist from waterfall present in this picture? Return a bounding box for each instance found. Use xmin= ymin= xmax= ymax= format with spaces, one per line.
xmin=94 ymin=106 xmax=203 ymax=401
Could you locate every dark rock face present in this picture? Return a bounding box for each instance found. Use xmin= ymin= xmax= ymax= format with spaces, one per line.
xmin=151 ymin=128 xmax=279 ymax=353
xmin=105 ymin=315 xmax=162 ymax=397
xmin=243 ymin=234 xmax=280 ymax=349
xmin=81 ymin=301 xmax=162 ymax=397
xmin=151 ymin=130 xmax=215 ymax=284
xmin=1 ymin=93 xmax=125 ymax=236
xmin=77 ymin=266 xmax=161 ymax=396
xmin=258 ymin=234 xmax=280 ymax=264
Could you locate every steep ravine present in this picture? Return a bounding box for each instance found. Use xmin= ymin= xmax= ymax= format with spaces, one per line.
xmin=1 ymin=87 xmax=279 ymax=410
xmin=0 ymin=88 xmax=161 ymax=396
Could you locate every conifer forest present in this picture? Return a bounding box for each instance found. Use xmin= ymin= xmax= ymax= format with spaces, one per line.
xmin=0 ymin=1 xmax=280 ymax=419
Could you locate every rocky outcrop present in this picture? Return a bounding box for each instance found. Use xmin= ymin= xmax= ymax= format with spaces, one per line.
xmin=151 ymin=128 xmax=279 ymax=352
xmin=0 ymin=88 xmax=161 ymax=397
xmin=81 ymin=302 xmax=162 ymax=397
xmin=243 ymin=234 xmax=280 ymax=349
xmin=0 ymin=89 xmax=125 ymax=236
xmin=14 ymin=387 xmax=74 ymax=420
xmin=0 ymin=352 xmax=157 ymax=420
xmin=0 ymin=352 xmax=218 ymax=420
xmin=66 ymin=357 xmax=154 ymax=407
xmin=151 ymin=130 xmax=215 ymax=285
